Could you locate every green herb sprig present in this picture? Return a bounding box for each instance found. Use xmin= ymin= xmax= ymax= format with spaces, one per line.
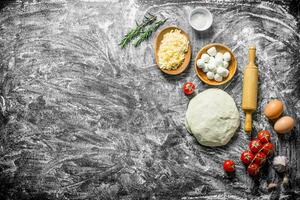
xmin=119 ymin=13 xmax=157 ymax=48
xmin=133 ymin=18 xmax=167 ymax=47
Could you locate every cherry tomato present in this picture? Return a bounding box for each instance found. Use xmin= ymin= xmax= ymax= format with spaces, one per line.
xmin=257 ymin=130 xmax=271 ymax=143
xmin=249 ymin=139 xmax=262 ymax=153
xmin=253 ymin=152 xmax=267 ymax=165
xmin=223 ymin=160 xmax=235 ymax=173
xmin=261 ymin=142 xmax=274 ymax=157
xmin=240 ymin=150 xmax=254 ymax=165
xmin=183 ymin=82 xmax=195 ymax=95
xmin=247 ymin=163 xmax=260 ymax=176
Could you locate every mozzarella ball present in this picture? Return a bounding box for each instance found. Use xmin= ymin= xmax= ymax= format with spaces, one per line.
xmin=214 ymin=73 xmax=223 ymax=82
xmin=217 ymin=67 xmax=229 ymax=77
xmin=207 ymin=47 xmax=217 ymax=57
xmin=217 ymin=62 xmax=224 ymax=68
xmin=215 ymin=52 xmax=223 ymax=60
xmin=208 ymin=64 xmax=216 ymax=71
xmin=208 ymin=56 xmax=215 ymax=63
xmin=201 ymin=53 xmax=210 ymax=63
xmin=202 ymin=64 xmax=209 ymax=72
xmin=196 ymin=59 xmax=206 ymax=69
xmin=222 ymin=69 xmax=229 ymax=77
xmin=208 ymin=59 xmax=217 ymax=71
xmin=215 ymin=57 xmax=223 ymax=66
xmin=223 ymin=52 xmax=231 ymax=62
xmin=216 ymin=67 xmax=224 ymax=74
xmin=206 ymin=71 xmax=214 ymax=80
xmin=223 ymin=61 xmax=229 ymax=68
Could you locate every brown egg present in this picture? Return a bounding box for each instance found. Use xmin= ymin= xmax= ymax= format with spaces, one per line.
xmin=264 ymin=99 xmax=284 ymax=120
xmin=274 ymin=116 xmax=295 ymax=134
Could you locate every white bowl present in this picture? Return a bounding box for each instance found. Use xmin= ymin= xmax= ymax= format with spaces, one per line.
xmin=189 ymin=7 xmax=213 ymax=31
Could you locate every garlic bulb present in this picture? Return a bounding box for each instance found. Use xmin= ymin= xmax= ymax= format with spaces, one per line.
xmin=273 ymin=156 xmax=288 ymax=173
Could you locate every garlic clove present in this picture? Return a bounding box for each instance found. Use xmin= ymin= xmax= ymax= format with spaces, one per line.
xmin=282 ymin=175 xmax=289 ymax=186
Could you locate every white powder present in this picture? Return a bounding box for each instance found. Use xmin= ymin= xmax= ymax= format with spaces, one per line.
xmin=190 ymin=11 xmax=210 ymax=30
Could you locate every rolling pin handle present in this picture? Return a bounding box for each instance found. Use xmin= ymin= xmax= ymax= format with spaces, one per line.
xmin=245 ymin=112 xmax=252 ymax=132
xmin=248 ymin=45 xmax=256 ymax=65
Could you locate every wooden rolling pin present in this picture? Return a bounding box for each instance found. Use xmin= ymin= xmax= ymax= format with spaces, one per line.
xmin=242 ymin=45 xmax=258 ymax=132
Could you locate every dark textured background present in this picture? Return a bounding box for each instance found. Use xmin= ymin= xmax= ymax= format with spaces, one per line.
xmin=0 ymin=0 xmax=299 ymax=199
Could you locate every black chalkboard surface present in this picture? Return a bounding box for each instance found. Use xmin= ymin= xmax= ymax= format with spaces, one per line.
xmin=0 ymin=0 xmax=299 ymax=199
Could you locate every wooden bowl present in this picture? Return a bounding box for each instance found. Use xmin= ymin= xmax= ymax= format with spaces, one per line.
xmin=194 ymin=43 xmax=237 ymax=85
xmin=154 ymin=26 xmax=191 ymax=75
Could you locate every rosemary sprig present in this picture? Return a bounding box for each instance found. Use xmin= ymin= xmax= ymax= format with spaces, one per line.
xmin=133 ymin=18 xmax=167 ymax=47
xmin=119 ymin=13 xmax=157 ymax=48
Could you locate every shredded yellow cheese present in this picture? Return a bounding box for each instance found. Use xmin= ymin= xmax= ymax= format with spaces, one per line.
xmin=158 ymin=29 xmax=189 ymax=70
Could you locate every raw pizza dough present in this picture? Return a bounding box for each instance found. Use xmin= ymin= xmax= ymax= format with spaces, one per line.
xmin=185 ymin=88 xmax=240 ymax=147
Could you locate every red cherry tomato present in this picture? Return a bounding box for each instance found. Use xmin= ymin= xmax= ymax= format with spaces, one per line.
xmin=253 ymin=152 xmax=267 ymax=165
xmin=240 ymin=150 xmax=254 ymax=165
xmin=249 ymin=139 xmax=263 ymax=153
xmin=261 ymin=142 xmax=274 ymax=157
xmin=183 ymin=82 xmax=195 ymax=95
xmin=257 ymin=130 xmax=271 ymax=143
xmin=223 ymin=160 xmax=235 ymax=173
xmin=247 ymin=163 xmax=260 ymax=176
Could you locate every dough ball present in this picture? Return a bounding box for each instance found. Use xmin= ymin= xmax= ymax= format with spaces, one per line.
xmin=185 ymin=89 xmax=240 ymax=147
xmin=223 ymin=61 xmax=229 ymax=68
xmin=196 ymin=59 xmax=205 ymax=68
xmin=223 ymin=52 xmax=231 ymax=62
xmin=207 ymin=47 xmax=217 ymax=56
xmin=214 ymin=73 xmax=223 ymax=82
xmin=206 ymin=71 xmax=214 ymax=80
xmin=201 ymin=53 xmax=210 ymax=62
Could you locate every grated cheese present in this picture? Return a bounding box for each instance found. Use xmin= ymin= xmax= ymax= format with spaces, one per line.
xmin=158 ymin=29 xmax=189 ymax=70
